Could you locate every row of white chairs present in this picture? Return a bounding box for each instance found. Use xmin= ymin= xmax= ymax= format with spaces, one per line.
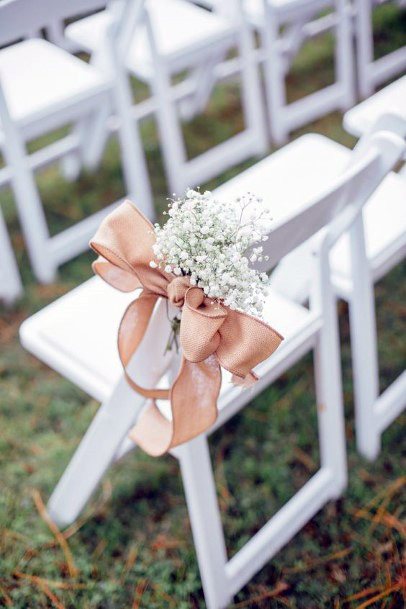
xmin=1 ymin=0 xmax=405 ymax=286
xmin=19 ymin=113 xmax=406 ymax=608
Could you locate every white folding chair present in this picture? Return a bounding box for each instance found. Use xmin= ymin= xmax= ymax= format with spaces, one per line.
xmin=20 ymin=129 xmax=404 ymax=608
xmin=354 ymin=0 xmax=406 ymax=98
xmin=241 ymin=0 xmax=355 ymax=145
xmin=271 ymin=115 xmax=406 ymax=460
xmin=343 ymin=76 xmax=406 ymax=155
xmin=0 ymin=206 xmax=22 ymax=305
xmin=0 ymin=0 xmax=153 ymax=284
xmin=64 ymin=0 xmax=268 ymax=195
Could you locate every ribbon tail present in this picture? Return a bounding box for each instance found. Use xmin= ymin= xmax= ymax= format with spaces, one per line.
xmin=119 ymin=291 xmax=170 ymax=400
xmin=129 ymin=354 xmax=221 ymax=456
xmin=217 ymin=308 xmax=284 ymax=383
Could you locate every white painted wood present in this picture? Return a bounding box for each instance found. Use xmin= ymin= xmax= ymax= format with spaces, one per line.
xmin=271 ymin=117 xmax=406 ymax=460
xmin=344 ymin=76 xmax=406 ymax=138
xmin=354 ymin=0 xmax=406 ymax=99
xmin=65 ymin=0 xmax=268 ymax=194
xmin=20 ymin=130 xmax=404 ymax=608
xmin=0 ymin=206 xmax=22 ymax=305
xmin=177 ymin=436 xmax=232 ymax=609
xmin=245 ymin=0 xmax=355 ymax=144
xmin=0 ymin=0 xmax=153 ymax=283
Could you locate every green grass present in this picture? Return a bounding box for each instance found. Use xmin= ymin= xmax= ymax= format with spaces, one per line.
xmin=1 ymin=7 xmax=406 ymax=608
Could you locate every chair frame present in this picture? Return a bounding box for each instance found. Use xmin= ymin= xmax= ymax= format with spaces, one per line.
xmin=0 ymin=205 xmax=22 ymax=305
xmin=256 ymin=0 xmax=355 ymax=145
xmin=20 ymin=129 xmax=404 ymax=608
xmin=65 ymin=0 xmax=268 ymax=196
xmin=334 ymin=113 xmax=406 ymax=459
xmin=354 ymin=0 xmax=406 ymax=99
xmin=0 ymin=0 xmax=153 ymax=284
xmin=271 ymin=114 xmax=406 ymax=460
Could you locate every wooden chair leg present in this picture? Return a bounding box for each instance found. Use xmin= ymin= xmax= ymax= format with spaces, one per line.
xmin=4 ymin=135 xmax=56 ymax=283
xmin=261 ymin=14 xmax=288 ymax=147
xmin=113 ymin=68 xmax=154 ymax=219
xmin=347 ymin=217 xmax=380 ymax=459
xmin=177 ymin=435 xmax=232 ymax=609
xmin=312 ymin=264 xmax=347 ymax=496
xmin=237 ymin=9 xmax=269 ymax=154
xmin=47 ymin=377 xmax=144 ymax=528
xmin=0 ymin=207 xmax=22 ymax=304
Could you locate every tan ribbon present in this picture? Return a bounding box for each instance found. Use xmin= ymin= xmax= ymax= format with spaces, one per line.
xmin=90 ymin=200 xmax=284 ymax=456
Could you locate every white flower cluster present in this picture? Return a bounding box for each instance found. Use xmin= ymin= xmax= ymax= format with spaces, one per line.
xmin=150 ymin=189 xmax=273 ymax=317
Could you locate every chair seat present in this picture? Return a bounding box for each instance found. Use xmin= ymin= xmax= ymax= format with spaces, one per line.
xmin=65 ymin=0 xmax=235 ymax=80
xmin=0 ymin=39 xmax=109 ymax=126
xmin=20 ymin=275 xmax=311 ymax=406
xmin=215 ymin=133 xmax=406 ymax=283
xmin=343 ymin=76 xmax=406 ymax=137
xmin=245 ymin=0 xmax=331 ymax=23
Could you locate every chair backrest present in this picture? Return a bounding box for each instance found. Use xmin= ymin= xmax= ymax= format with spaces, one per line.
xmin=257 ymin=130 xmax=405 ymax=272
xmin=0 ymin=0 xmax=109 ymax=46
xmin=0 ymin=0 xmax=144 ymax=58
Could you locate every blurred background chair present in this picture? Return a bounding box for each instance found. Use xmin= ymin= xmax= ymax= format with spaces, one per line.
xmin=19 ymin=128 xmax=404 ymax=609
xmin=0 ymin=0 xmax=153 ymax=284
xmin=64 ymin=0 xmax=268 ymax=195
xmin=0 ymin=206 xmax=23 ymax=305
xmin=344 ymin=76 xmax=406 ymax=173
xmin=353 ymin=0 xmax=406 ymax=98
xmin=270 ymin=110 xmax=406 ymax=460
xmin=243 ymin=0 xmax=355 ymax=145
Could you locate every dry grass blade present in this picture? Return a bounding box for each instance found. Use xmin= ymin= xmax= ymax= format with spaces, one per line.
xmin=132 ymin=579 xmax=148 ymax=609
xmin=344 ymin=586 xmax=383 ymax=603
xmin=151 ymin=583 xmax=177 ymax=608
xmin=14 ymin=572 xmax=67 ymax=609
xmin=120 ymin=545 xmax=139 ymax=584
xmin=231 ymin=581 xmax=289 ymax=608
xmin=354 ymin=507 xmax=406 ymax=536
xmin=0 ymin=584 xmax=13 ymax=607
xmin=353 ymin=477 xmax=405 ymax=519
xmin=353 ymin=583 xmax=402 ymax=609
xmin=36 ymin=580 xmax=66 ymax=609
xmin=284 ymin=548 xmax=352 ymax=574
xmin=31 ymin=489 xmax=79 ymax=578
xmin=14 ymin=571 xmax=86 ymax=591
xmin=293 ymin=446 xmax=316 ymax=472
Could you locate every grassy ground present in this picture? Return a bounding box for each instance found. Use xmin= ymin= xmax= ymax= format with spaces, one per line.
xmin=1 ymin=6 xmax=406 ymax=608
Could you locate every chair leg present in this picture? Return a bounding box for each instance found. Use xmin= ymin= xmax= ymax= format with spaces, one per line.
xmin=347 ymin=289 xmax=380 ymax=459
xmin=335 ymin=0 xmax=356 ymax=110
xmin=261 ymin=13 xmax=289 ymax=147
xmin=355 ymin=0 xmax=375 ymax=98
xmin=150 ymin=63 xmax=189 ymax=195
xmin=47 ymin=376 xmax=144 ymax=528
xmin=3 ymin=134 xmax=56 ymax=283
xmin=81 ymin=102 xmax=113 ymax=172
xmin=0 ymin=208 xmax=23 ymax=305
xmin=112 ymin=69 xmax=154 ymax=219
xmin=237 ymin=8 xmax=269 ymax=154
xmin=347 ymin=215 xmax=381 ymax=460
xmin=178 ymin=53 xmax=224 ymax=121
xmin=312 ymin=266 xmax=347 ymax=497
xmin=177 ymin=435 xmax=232 ymax=609
xmin=60 ymin=103 xmax=112 ymax=180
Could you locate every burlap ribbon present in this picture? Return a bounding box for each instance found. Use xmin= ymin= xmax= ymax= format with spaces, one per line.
xmin=90 ymin=200 xmax=284 ymax=456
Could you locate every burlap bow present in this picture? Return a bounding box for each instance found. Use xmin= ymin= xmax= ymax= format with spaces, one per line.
xmin=90 ymin=200 xmax=284 ymax=456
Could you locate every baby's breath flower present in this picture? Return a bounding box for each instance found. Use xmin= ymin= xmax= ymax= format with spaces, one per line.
xmin=151 ymin=189 xmax=273 ymax=317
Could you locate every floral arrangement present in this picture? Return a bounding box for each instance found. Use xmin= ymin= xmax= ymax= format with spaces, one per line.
xmin=149 ymin=189 xmax=273 ymax=318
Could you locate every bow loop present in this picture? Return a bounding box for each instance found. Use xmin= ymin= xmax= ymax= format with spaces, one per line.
xmin=167 ymin=276 xmax=190 ymax=307
xmin=90 ymin=201 xmax=284 ymax=456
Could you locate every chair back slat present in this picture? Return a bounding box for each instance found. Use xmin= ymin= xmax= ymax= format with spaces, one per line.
xmin=0 ymin=0 xmax=106 ymax=46
xmin=257 ymin=131 xmax=405 ymax=271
